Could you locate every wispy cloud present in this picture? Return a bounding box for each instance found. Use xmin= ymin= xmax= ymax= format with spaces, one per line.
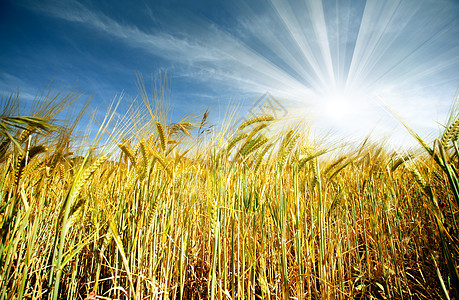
xmin=26 ymin=0 xmax=223 ymax=64
xmin=23 ymin=0 xmax=312 ymax=96
xmin=0 ymin=72 xmax=40 ymax=102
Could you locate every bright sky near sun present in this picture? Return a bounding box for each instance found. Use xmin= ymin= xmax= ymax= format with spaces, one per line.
xmin=0 ymin=0 xmax=458 ymax=148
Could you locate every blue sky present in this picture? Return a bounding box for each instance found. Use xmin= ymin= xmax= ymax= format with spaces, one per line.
xmin=1 ymin=0 xmax=458 ymax=147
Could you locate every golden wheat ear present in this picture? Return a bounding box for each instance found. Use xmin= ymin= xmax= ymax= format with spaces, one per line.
xmin=226 ymin=133 xmax=248 ymax=154
xmin=237 ymin=123 xmax=268 ymax=155
xmin=57 ymin=154 xmax=107 ymax=225
xmin=298 ymin=149 xmax=327 ymax=170
xmin=254 ymin=142 xmax=273 ymax=172
xmin=0 ymin=139 xmax=11 ymax=161
xmin=238 ymin=115 xmax=274 ymax=131
xmin=156 ymin=121 xmax=167 ymax=152
xmin=241 ymin=135 xmax=268 ymax=157
xmin=14 ymin=145 xmax=47 ymax=187
xmin=169 ymin=122 xmax=192 ymax=137
xmin=441 ymin=118 xmax=459 ymax=148
xmin=118 ymin=143 xmax=136 ymax=166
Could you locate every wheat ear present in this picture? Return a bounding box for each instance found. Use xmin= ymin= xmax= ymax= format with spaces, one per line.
xmin=152 ymin=152 xmax=172 ymax=177
xmin=238 ymin=115 xmax=274 ymax=131
xmin=237 ymin=123 xmax=268 ymax=157
xmin=254 ymin=142 xmax=273 ymax=172
xmin=227 ymin=133 xmax=248 ymax=153
xmin=156 ymin=121 xmax=167 ymax=151
xmin=441 ymin=118 xmax=459 ymax=148
xmin=298 ymin=149 xmax=327 ymax=170
xmin=61 ymin=155 xmax=108 ymax=222
xmin=118 ymin=143 xmax=136 ymax=166
xmin=324 ymin=156 xmax=347 ymax=175
xmin=278 ymin=133 xmax=298 ymax=169
xmin=242 ymin=136 xmax=268 ymax=156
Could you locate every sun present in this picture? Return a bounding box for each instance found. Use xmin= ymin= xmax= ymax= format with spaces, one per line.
xmin=324 ymin=95 xmax=350 ymax=121
xmin=316 ymin=90 xmax=352 ymax=123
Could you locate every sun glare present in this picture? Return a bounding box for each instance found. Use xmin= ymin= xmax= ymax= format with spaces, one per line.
xmin=324 ymin=96 xmax=350 ymax=121
xmin=315 ymin=90 xmax=352 ymax=123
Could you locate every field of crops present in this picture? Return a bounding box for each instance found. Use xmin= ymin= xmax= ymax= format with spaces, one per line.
xmin=1 ymin=88 xmax=458 ymax=299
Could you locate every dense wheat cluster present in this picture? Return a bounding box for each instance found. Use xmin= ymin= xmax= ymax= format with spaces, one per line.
xmin=0 ymin=87 xmax=458 ymax=300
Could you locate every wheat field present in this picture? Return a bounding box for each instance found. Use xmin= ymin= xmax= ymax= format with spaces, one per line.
xmin=0 ymin=87 xmax=458 ymax=300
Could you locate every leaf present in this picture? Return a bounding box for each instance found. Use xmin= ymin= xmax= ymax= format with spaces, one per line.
xmin=108 ymin=216 xmax=137 ymax=300
xmin=375 ymin=282 xmax=384 ymax=291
